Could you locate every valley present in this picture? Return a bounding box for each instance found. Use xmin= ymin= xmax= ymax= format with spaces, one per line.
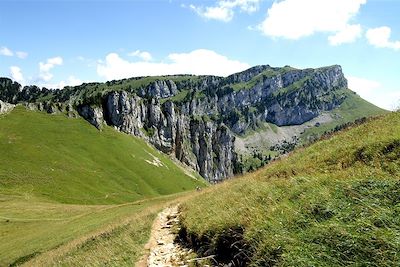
xmin=2 ymin=0 xmax=399 ymax=266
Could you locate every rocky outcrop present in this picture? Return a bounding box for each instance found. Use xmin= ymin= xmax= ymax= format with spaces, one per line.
xmin=101 ymin=91 xmax=236 ymax=182
xmin=175 ymin=65 xmax=348 ymax=131
xmin=138 ymin=80 xmax=178 ymax=99
xmin=0 ymin=100 xmax=15 ymax=114
xmin=24 ymin=101 xmax=77 ymax=117
xmin=77 ymin=105 xmax=104 ymax=129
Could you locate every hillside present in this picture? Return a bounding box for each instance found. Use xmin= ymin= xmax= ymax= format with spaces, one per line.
xmin=235 ymin=89 xmax=387 ymax=171
xmin=178 ymin=111 xmax=400 ymax=266
xmin=0 ymin=105 xmax=206 ymax=266
xmin=0 ymin=106 xmax=205 ymax=204
xmin=0 ymin=65 xmax=387 ymax=182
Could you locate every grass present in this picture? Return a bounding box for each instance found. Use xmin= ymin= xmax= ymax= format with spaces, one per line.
xmin=0 ymin=106 xmax=207 ymax=266
xmin=228 ymin=67 xmax=289 ymax=92
xmin=55 ymin=75 xmax=200 ymax=105
xmin=301 ymin=89 xmax=388 ymax=142
xmin=160 ymin=89 xmax=190 ymax=104
xmin=273 ymin=77 xmax=310 ymax=96
xmin=0 ymin=106 xmax=206 ymax=205
xmin=179 ymin=111 xmax=400 ymax=266
xmin=1 ymin=192 xmax=190 ymax=266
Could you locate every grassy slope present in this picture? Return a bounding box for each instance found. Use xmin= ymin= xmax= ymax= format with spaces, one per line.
xmin=237 ymin=90 xmax=387 ymax=172
xmin=0 ymin=106 xmax=206 ymax=266
xmin=301 ymin=90 xmax=388 ymax=142
xmin=1 ymin=193 xmax=192 ymax=266
xmin=180 ymin=112 xmax=400 ymax=266
xmin=0 ymin=106 xmax=205 ymax=205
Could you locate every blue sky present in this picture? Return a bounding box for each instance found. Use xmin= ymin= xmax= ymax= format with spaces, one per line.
xmin=1 ymin=0 xmax=399 ymax=109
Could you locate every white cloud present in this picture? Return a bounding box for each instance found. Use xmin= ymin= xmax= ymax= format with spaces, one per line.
xmin=328 ymin=24 xmax=362 ymax=45
xmin=188 ymin=0 xmax=261 ymax=22
xmin=259 ymin=0 xmax=365 ymax=44
xmin=347 ymin=76 xmax=400 ymax=110
xmin=0 ymin=47 xmax=13 ymax=56
xmin=39 ymin=76 xmax=83 ymax=89
xmin=10 ymin=66 xmax=24 ymax=83
xmin=366 ymin=26 xmax=400 ymax=50
xmin=56 ymin=76 xmax=83 ymax=89
xmin=190 ymin=4 xmax=234 ymax=22
xmin=97 ymin=49 xmax=250 ymax=80
xmin=67 ymin=76 xmax=82 ymax=86
xmin=39 ymin=56 xmax=63 ymax=81
xmin=347 ymin=76 xmax=381 ymax=94
xmin=0 ymin=47 xmax=28 ymax=58
xmin=16 ymin=51 xmax=28 ymax=59
xmin=128 ymin=50 xmax=153 ymax=61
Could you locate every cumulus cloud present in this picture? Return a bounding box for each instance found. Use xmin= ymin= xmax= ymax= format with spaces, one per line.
xmin=0 ymin=46 xmax=28 ymax=58
xmin=259 ymin=0 xmax=365 ymax=44
xmin=328 ymin=24 xmax=362 ymax=46
xmin=187 ymin=0 xmax=261 ymax=22
xmin=128 ymin=50 xmax=153 ymax=61
xmin=366 ymin=26 xmax=400 ymax=50
xmin=97 ymin=49 xmax=250 ymax=80
xmin=10 ymin=66 xmax=24 ymax=83
xmin=39 ymin=76 xmax=83 ymax=89
xmin=56 ymin=76 xmax=82 ymax=88
xmin=39 ymin=56 xmax=63 ymax=81
xmin=0 ymin=47 xmax=14 ymax=56
xmin=347 ymin=76 xmax=399 ymax=110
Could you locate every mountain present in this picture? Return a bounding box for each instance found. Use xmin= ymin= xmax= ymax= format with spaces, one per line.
xmin=0 ymin=106 xmax=205 ymax=204
xmin=0 ymin=65 xmax=387 ymax=182
xmin=178 ymin=111 xmax=400 ymax=266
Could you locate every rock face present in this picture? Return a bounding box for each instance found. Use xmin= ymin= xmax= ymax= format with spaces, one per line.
xmin=77 ymin=105 xmax=104 ymax=129
xmin=97 ymin=91 xmax=236 ymax=182
xmin=73 ymin=65 xmax=347 ymax=182
xmin=0 ymin=65 xmax=351 ymax=182
xmin=0 ymin=100 xmax=15 ymax=114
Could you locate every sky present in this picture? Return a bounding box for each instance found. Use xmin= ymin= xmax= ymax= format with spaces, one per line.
xmin=1 ymin=0 xmax=399 ymax=110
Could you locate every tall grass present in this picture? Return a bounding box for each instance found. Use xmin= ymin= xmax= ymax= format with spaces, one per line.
xmin=179 ymin=112 xmax=400 ymax=266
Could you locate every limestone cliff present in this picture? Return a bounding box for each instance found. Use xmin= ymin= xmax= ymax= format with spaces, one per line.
xmin=0 ymin=65 xmax=358 ymax=182
xmin=0 ymin=100 xmax=15 ymax=114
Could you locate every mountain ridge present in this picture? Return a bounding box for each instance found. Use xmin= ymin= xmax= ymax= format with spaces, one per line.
xmin=0 ymin=64 xmax=387 ymax=181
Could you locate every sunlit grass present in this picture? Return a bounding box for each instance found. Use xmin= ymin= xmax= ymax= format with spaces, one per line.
xmin=1 ymin=193 xmax=187 ymax=266
xmin=180 ymin=112 xmax=400 ymax=266
xmin=0 ymin=106 xmax=206 ymax=204
xmin=0 ymin=106 xmax=207 ymax=266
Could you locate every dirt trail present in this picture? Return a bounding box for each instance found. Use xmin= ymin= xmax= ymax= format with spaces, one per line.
xmin=137 ymin=205 xmax=194 ymax=267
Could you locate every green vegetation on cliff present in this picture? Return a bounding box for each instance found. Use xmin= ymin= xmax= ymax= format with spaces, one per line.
xmin=179 ymin=111 xmax=400 ymax=266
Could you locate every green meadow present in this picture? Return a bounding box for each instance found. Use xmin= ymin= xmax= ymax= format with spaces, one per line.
xmin=0 ymin=107 xmax=205 ymax=266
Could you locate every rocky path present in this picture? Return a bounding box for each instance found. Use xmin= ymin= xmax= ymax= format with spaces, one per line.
xmin=137 ymin=205 xmax=195 ymax=267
